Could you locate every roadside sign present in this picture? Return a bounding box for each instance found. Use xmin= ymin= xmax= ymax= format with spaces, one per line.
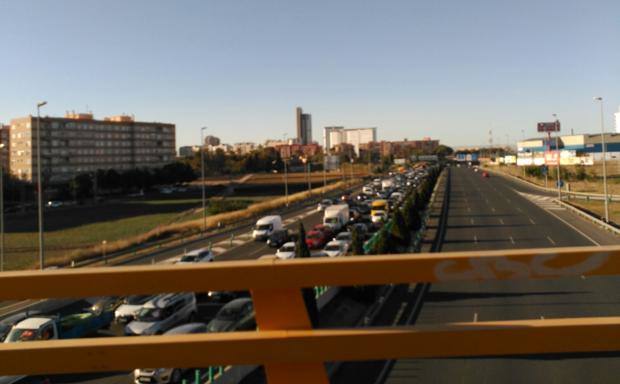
xmin=537 ymin=121 xmax=560 ymax=132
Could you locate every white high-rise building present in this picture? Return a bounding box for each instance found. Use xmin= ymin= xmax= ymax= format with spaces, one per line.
xmin=614 ymin=105 xmax=620 ymax=133
xmin=323 ymin=126 xmax=377 ymax=155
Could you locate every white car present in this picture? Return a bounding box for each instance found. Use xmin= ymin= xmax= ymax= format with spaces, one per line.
xmin=275 ymin=242 xmax=296 ymax=260
xmin=323 ymin=240 xmax=348 ymax=257
xmin=125 ymin=293 xmax=197 ymax=336
xmin=317 ymin=199 xmax=333 ymax=211
xmin=175 ymin=248 xmax=214 ymax=264
xmin=371 ymin=210 xmax=387 ymax=224
xmin=114 ymin=295 xmax=156 ymax=323
xmin=334 ymin=231 xmax=352 ymax=248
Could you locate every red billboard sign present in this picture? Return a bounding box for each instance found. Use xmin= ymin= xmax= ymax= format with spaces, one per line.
xmin=537 ymin=121 xmax=560 ymax=132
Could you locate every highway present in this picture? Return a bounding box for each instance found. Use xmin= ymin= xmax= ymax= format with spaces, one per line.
xmin=12 ymin=190 xmax=343 ymax=384
xmin=382 ymin=166 xmax=620 ymax=383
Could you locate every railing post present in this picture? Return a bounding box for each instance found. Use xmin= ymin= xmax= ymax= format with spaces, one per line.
xmin=251 ymin=286 xmax=329 ymax=384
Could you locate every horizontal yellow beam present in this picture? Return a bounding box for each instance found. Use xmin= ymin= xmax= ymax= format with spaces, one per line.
xmin=1 ymin=245 xmax=619 ymax=300
xmin=1 ymin=317 xmax=619 ymax=375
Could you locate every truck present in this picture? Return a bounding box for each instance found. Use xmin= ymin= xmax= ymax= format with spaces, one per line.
xmin=323 ymin=204 xmax=350 ymax=232
xmin=4 ymin=306 xmax=113 ymax=343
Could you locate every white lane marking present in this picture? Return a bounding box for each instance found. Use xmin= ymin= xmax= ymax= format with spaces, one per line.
xmin=467 ymin=207 xmax=472 ymax=212
xmin=474 ymin=235 xmax=478 ymax=244
xmin=529 ymin=218 xmax=536 ymax=225
xmin=491 ymin=207 xmax=496 ymax=212
xmin=473 ymin=312 xmax=478 ymax=323
xmin=546 ymin=236 xmax=556 ymax=245
xmin=499 ymin=218 xmax=504 ymax=225
xmin=542 ymin=208 xmax=600 ymax=246
xmin=509 ymin=236 xmax=516 ymax=245
xmin=211 ymin=247 xmax=227 ymax=255
xmin=232 ymin=239 xmax=245 ymax=245
xmin=517 ymin=192 xmax=565 ymax=211
xmin=470 ymin=218 xmax=475 ymax=225
xmin=540 ymin=316 xmax=545 ymax=320
xmin=392 ymin=302 xmax=408 ymax=325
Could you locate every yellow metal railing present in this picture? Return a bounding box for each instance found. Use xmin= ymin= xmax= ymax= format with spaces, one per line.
xmin=1 ymin=245 xmax=620 ymax=384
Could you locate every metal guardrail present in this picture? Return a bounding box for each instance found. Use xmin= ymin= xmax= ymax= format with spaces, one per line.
xmin=2 ymin=245 xmax=620 ymax=383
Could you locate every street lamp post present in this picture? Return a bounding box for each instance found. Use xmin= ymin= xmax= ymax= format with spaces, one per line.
xmin=0 ymin=143 xmax=4 ymax=272
xmin=350 ymin=158 xmax=354 ymax=185
xmin=36 ymin=101 xmax=47 ymax=270
xmin=102 ymin=240 xmax=107 ymax=265
xmin=200 ymin=127 xmax=208 ymax=235
xmin=552 ymin=114 xmax=561 ymax=200
xmin=594 ymin=97 xmax=609 ymax=222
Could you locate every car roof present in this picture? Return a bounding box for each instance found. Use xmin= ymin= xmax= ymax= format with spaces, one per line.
xmin=257 ymin=215 xmax=280 ymax=224
xmin=165 ymin=322 xmax=207 ymax=335
xmin=281 ymin=242 xmax=296 ymax=247
xmin=326 ymin=240 xmax=344 ymax=246
xmin=15 ymin=317 xmax=52 ymax=329
xmin=144 ymin=293 xmax=190 ymax=308
xmin=186 ymin=248 xmax=210 ymax=256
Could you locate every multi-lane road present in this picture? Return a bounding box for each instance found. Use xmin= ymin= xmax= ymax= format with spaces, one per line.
xmin=383 ymin=166 xmax=620 ymax=383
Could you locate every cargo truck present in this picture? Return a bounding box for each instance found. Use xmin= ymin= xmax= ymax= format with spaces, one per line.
xmin=323 ymin=204 xmax=350 ymax=232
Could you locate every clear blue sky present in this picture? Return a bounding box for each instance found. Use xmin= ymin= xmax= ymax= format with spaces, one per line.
xmin=1 ymin=0 xmax=619 ymax=149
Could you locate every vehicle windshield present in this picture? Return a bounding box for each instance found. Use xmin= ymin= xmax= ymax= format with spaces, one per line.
xmin=255 ymin=224 xmax=272 ymax=231
xmin=325 ymin=218 xmax=339 ymax=224
xmin=321 ymin=200 xmax=331 ymax=205
xmin=325 ymin=245 xmax=341 ymax=251
xmin=124 ymin=295 xmax=152 ymax=305
xmin=337 ymin=233 xmax=351 ymax=240
xmin=217 ymin=306 xmax=242 ymax=321
xmin=280 ymin=245 xmax=295 ymax=252
xmin=135 ymin=307 xmax=166 ymax=322
xmin=179 ymin=255 xmax=198 ymax=262
xmin=6 ymin=328 xmax=39 ymax=342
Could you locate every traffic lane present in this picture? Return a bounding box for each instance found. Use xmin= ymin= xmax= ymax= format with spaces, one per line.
xmin=398 ymin=167 xmax=620 ymax=383
xmin=490 ymin=171 xmax=620 ymax=246
xmin=216 ymin=208 xmax=325 ymax=261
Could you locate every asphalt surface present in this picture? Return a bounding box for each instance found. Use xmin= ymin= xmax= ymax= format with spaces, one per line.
xmin=383 ymin=166 xmax=620 ymax=384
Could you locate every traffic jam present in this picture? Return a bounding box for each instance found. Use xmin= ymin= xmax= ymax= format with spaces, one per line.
xmin=0 ymin=166 xmax=431 ymax=384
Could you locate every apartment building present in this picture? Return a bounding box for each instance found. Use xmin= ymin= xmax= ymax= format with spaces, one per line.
xmin=0 ymin=125 xmax=9 ymax=171
xmin=324 ymin=127 xmax=377 ymax=155
xmin=9 ymin=113 xmax=175 ymax=183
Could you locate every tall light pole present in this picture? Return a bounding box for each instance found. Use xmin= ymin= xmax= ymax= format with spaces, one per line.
xmin=0 ymin=143 xmax=5 ymax=272
xmin=552 ymin=113 xmax=561 ymax=200
xmin=200 ymin=127 xmax=208 ymax=235
xmin=36 ymin=101 xmax=47 ymax=270
xmin=283 ymin=133 xmax=289 ymax=206
xmin=594 ymin=97 xmax=609 ymax=222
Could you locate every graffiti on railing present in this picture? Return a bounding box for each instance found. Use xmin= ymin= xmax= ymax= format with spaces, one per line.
xmin=434 ymin=251 xmax=610 ymax=281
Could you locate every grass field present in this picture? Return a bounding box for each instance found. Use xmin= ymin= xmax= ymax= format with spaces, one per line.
xmin=493 ymin=165 xmax=620 ymax=195
xmin=4 ymin=197 xmax=256 ymax=271
xmin=567 ymin=199 xmax=620 ymax=226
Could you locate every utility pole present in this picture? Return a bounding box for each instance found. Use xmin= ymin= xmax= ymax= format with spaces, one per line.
xmin=36 ymin=101 xmax=47 ymax=270
xmin=552 ymin=114 xmax=561 ymax=200
xmin=200 ymin=127 xmax=208 ymax=235
xmin=594 ymin=97 xmax=609 ymax=222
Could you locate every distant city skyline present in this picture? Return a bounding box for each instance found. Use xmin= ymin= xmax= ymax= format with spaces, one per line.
xmin=1 ymin=1 xmax=619 ymax=149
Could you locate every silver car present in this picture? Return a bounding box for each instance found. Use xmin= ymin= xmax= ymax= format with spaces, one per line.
xmin=133 ymin=323 xmax=207 ymax=383
xmin=125 ymin=293 xmax=197 ymax=336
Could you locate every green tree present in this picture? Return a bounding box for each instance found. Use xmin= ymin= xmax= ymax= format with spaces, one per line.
xmin=434 ymin=145 xmax=454 ymax=158
xmin=351 ymin=226 xmax=365 ymax=255
xmin=390 ymin=209 xmax=410 ymax=248
xmin=295 ymin=222 xmax=318 ymax=326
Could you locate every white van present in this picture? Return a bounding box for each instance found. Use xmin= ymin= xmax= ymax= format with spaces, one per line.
xmin=252 ymin=215 xmax=283 ymax=240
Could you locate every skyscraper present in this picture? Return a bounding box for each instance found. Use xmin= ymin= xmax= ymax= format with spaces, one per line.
xmin=296 ymin=107 xmax=312 ymax=145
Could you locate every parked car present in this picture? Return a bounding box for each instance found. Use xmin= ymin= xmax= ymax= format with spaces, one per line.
xmin=312 ymin=224 xmax=334 ymax=238
xmin=206 ymin=298 xmax=256 ymax=333
xmin=175 ymin=248 xmax=214 ymax=264
xmin=114 ymin=295 xmax=156 ymax=324
xmin=275 ymin=242 xmax=296 ymax=260
xmin=323 ymin=240 xmax=349 ymax=257
xmin=266 ymin=229 xmax=290 ymax=248
xmin=125 ymin=293 xmax=197 ymax=336
xmin=133 ymin=323 xmax=208 ymax=384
